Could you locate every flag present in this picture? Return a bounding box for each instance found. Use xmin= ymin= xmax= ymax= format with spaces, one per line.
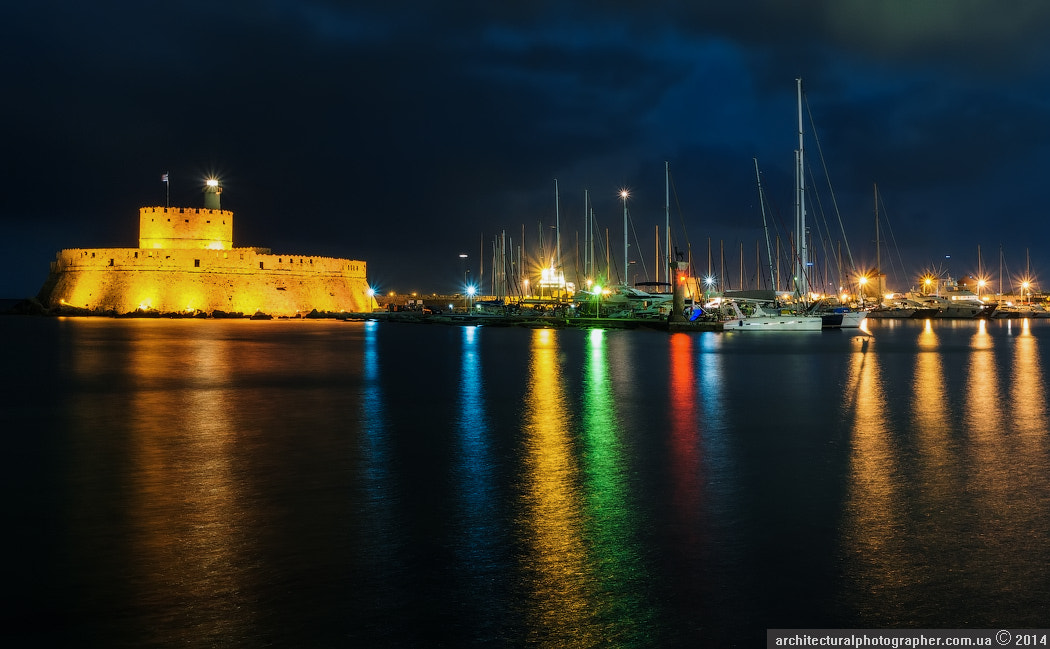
xmin=161 ymin=173 xmax=169 ymax=183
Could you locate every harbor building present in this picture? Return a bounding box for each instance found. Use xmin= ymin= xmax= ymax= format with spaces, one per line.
xmin=37 ymin=179 xmax=372 ymax=316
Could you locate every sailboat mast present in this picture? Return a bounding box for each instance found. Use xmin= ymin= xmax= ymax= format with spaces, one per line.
xmin=554 ymin=179 xmax=561 ymax=273
xmin=583 ymin=189 xmax=590 ymax=279
xmin=796 ymin=77 xmax=809 ymax=298
xmin=874 ymin=183 xmax=880 ymax=301
xmin=999 ymin=243 xmax=1003 ymax=302
xmin=977 ymin=243 xmax=982 ymax=298
xmin=665 ymin=160 xmax=671 ymax=273
xmin=655 ymin=225 xmax=660 ymax=284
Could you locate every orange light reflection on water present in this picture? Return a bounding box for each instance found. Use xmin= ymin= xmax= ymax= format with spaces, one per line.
xmin=840 ymin=331 xmax=916 ymax=624
xmin=68 ymin=320 xmax=255 ymax=642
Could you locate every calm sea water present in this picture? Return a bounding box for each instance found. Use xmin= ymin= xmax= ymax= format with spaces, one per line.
xmin=2 ymin=316 xmax=1049 ymax=647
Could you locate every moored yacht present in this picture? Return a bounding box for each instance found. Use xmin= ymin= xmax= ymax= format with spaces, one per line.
xmin=911 ymin=291 xmax=996 ymax=319
xmin=719 ymin=299 xmax=823 ymax=331
xmin=867 ymin=297 xmax=939 ymax=319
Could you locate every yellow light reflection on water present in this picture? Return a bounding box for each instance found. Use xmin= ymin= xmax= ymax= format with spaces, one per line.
xmin=912 ymin=320 xmax=955 ymax=505
xmin=840 ymin=332 xmax=917 ymax=623
xmin=521 ymin=328 xmax=593 ymax=646
xmin=1012 ymin=318 xmax=1048 ymax=438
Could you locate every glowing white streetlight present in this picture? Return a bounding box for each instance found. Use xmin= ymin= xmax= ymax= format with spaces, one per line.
xmin=620 ymin=188 xmax=630 ymax=283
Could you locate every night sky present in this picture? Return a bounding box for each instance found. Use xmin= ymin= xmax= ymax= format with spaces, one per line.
xmin=3 ymin=1 xmax=1049 ymax=299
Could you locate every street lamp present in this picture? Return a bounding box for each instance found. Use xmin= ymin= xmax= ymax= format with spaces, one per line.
xmin=620 ymin=188 xmax=630 ymax=285
xmin=466 ymin=284 xmax=476 ymax=312
xmin=703 ymin=275 xmax=715 ymax=302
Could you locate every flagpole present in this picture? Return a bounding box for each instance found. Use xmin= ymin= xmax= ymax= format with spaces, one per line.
xmin=163 ymin=172 xmax=170 ymax=208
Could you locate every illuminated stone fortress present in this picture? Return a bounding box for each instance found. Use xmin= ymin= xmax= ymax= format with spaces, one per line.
xmin=39 ymin=179 xmax=373 ymax=316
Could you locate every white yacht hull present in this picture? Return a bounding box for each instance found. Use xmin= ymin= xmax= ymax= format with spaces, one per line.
xmin=838 ymin=311 xmax=869 ymax=328
xmin=721 ymin=315 xmax=823 ymax=331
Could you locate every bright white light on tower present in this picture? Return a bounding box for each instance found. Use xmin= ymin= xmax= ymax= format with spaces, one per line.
xmin=206 ymin=178 xmax=219 ymax=187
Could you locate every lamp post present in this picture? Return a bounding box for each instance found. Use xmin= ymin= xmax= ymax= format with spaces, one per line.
xmin=620 ymin=189 xmax=629 ymax=285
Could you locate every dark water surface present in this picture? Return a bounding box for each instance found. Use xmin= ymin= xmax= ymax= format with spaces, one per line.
xmin=3 ymin=317 xmax=1049 ymax=647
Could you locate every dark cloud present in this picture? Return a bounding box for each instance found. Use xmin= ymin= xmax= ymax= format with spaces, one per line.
xmin=2 ymin=1 xmax=1049 ymax=297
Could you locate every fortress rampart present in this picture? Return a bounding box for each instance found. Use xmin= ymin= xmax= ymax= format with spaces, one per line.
xmin=38 ymin=190 xmax=373 ymax=317
xmin=44 ymin=247 xmax=371 ymax=316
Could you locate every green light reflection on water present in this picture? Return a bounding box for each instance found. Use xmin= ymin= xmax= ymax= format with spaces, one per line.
xmin=579 ymin=329 xmax=652 ymax=646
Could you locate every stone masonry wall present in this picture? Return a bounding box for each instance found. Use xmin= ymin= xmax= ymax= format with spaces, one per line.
xmin=44 ymin=247 xmax=371 ymax=316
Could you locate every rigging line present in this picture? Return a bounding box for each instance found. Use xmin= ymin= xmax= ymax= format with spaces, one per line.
xmin=804 ymin=91 xmax=859 ymax=275
xmin=999 ymin=246 xmax=1014 ymax=291
xmin=626 ymin=205 xmax=650 ymax=283
xmin=668 ymin=170 xmax=693 ymax=270
xmin=588 ymin=209 xmax=610 ymax=282
xmin=666 ymin=167 xmax=704 ymax=298
xmin=805 ymin=161 xmax=839 ymax=291
xmin=762 ymin=168 xmax=806 ymax=292
xmin=755 ymin=158 xmax=777 ymax=293
xmin=874 ymin=185 xmax=909 ymax=287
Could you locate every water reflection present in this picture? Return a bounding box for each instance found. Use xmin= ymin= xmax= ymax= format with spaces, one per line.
xmin=579 ymin=329 xmax=649 ymax=645
xmin=840 ymin=329 xmax=912 ymax=624
xmin=520 ymin=328 xmax=592 ymax=646
xmin=359 ymin=319 xmax=394 ymax=525
xmin=454 ymin=326 xmax=501 ymax=635
xmin=353 ymin=319 xmax=407 ymax=638
xmin=912 ymin=318 xmax=954 ymax=495
xmin=669 ymin=333 xmax=702 ymax=537
xmin=68 ymin=321 xmax=254 ymax=644
xmin=1011 ymin=319 xmax=1049 ymax=439
xmin=843 ymin=320 xmax=1050 ymax=626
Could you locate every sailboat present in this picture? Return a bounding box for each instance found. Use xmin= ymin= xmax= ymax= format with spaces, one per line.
xmin=719 ymin=87 xmax=827 ymax=333
xmin=718 ymin=153 xmax=822 ymax=331
xmin=791 ymin=79 xmax=868 ymax=328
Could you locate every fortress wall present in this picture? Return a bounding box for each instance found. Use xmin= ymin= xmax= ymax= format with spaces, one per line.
xmin=45 ymin=247 xmax=371 ymax=316
xmin=139 ymin=206 xmax=234 ymax=250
